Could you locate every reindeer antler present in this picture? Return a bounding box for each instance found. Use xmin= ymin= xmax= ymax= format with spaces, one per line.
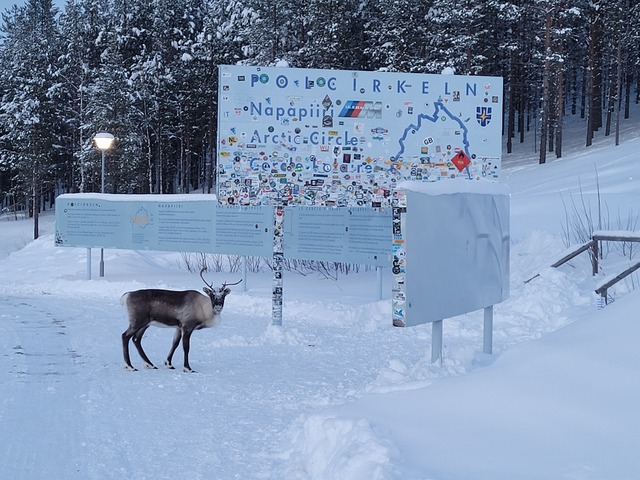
xmin=199 ymin=266 xmax=214 ymax=289
xmin=222 ymin=279 xmax=243 ymax=289
xmin=201 ymin=266 xmax=242 ymax=290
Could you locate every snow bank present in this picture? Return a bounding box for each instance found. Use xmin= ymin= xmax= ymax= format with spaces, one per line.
xmin=286 ymin=288 xmax=640 ymax=480
xmin=281 ymin=414 xmax=392 ymax=480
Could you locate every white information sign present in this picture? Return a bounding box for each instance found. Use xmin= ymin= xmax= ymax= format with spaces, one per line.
xmin=283 ymin=207 xmax=390 ymax=266
xmin=54 ymin=194 xmax=390 ymax=266
xmin=55 ymin=194 xmax=274 ymax=257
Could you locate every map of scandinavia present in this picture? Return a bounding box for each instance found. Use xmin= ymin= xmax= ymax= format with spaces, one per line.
xmin=130 ymin=207 xmax=151 ymax=228
xmin=390 ymin=101 xmax=475 ymax=179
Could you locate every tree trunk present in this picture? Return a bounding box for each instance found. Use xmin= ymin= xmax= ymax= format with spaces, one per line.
xmin=146 ymin=128 xmax=153 ymax=193
xmin=518 ymin=72 xmax=525 ymax=143
xmin=586 ymin=5 xmax=603 ymax=147
xmin=615 ymin=28 xmax=623 ymax=146
xmin=570 ymin=67 xmax=577 ymax=116
xmin=33 ymin=155 xmax=40 ymax=240
xmin=539 ymin=6 xmax=553 ymax=164
xmin=184 ymin=119 xmax=192 ymax=193
xmin=624 ymin=56 xmax=632 ymax=119
xmin=605 ymin=58 xmax=616 ymax=137
xmin=506 ymin=49 xmax=517 ymax=154
xmin=555 ymin=50 xmax=564 ymax=158
xmin=580 ymin=62 xmax=587 ymax=119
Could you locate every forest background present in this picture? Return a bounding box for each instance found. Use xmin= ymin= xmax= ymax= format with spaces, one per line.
xmin=1 ymin=0 xmax=639 ymax=237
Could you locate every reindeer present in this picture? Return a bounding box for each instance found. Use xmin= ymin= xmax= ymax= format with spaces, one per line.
xmin=120 ymin=267 xmax=241 ymax=372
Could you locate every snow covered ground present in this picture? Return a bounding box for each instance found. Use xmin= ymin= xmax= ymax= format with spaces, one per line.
xmin=1 ymin=124 xmax=640 ymax=479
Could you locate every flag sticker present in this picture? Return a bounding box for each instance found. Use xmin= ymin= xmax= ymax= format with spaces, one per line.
xmin=476 ymin=106 xmax=492 ymax=127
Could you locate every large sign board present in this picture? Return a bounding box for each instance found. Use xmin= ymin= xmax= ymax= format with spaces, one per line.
xmin=217 ymin=65 xmax=503 ymax=207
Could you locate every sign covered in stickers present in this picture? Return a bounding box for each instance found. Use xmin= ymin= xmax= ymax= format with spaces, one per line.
xmin=217 ymin=65 xmax=503 ymax=207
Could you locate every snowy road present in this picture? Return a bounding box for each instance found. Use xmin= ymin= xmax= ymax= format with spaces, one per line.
xmin=2 ymin=297 xmax=81 ymax=478
xmin=0 ymin=275 xmax=412 ymax=479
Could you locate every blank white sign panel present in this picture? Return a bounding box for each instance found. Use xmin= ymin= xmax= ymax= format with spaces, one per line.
xmin=404 ymin=188 xmax=509 ymax=326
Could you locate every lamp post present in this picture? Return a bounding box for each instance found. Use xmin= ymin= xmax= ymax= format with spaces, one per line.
xmin=94 ymin=132 xmax=114 ymax=277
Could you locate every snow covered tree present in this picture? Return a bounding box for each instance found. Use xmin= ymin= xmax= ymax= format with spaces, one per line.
xmin=0 ymin=0 xmax=61 ymax=238
xmin=425 ymin=0 xmax=485 ymax=75
xmin=0 ymin=0 xmax=639 ymax=183
xmin=54 ymin=0 xmax=113 ymax=193
xmin=297 ymin=0 xmax=367 ymax=70
xmin=243 ymin=0 xmax=303 ymax=66
xmin=585 ymin=0 xmax=604 ymax=147
xmin=363 ymin=0 xmax=432 ymax=72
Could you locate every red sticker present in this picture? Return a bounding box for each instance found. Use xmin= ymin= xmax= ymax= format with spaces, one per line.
xmin=452 ymin=151 xmax=471 ymax=171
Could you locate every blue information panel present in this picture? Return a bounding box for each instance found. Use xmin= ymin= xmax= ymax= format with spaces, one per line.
xmin=56 ymin=194 xmax=392 ymax=266
xmin=214 ymin=205 xmax=274 ymax=256
xmin=55 ymin=194 xmax=273 ymax=257
xmin=347 ymin=208 xmax=391 ymax=264
xmin=283 ymin=207 xmax=390 ymax=266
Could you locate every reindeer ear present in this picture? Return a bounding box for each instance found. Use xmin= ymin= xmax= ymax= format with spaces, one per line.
xmin=203 ymin=287 xmax=214 ymax=296
xmin=223 ymin=287 xmax=231 ymax=296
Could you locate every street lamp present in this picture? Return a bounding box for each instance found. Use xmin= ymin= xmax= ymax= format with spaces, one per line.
xmin=94 ymin=132 xmax=114 ymax=277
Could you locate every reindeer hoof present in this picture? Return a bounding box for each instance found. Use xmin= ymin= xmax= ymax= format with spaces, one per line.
xmin=144 ymin=364 xmax=158 ymax=370
xmin=183 ymin=367 xmax=195 ymax=373
xmin=164 ymin=360 xmax=175 ymax=370
xmin=125 ymin=365 xmax=138 ymax=372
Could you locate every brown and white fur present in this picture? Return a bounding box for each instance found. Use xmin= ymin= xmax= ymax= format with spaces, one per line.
xmin=120 ymin=268 xmax=238 ymax=372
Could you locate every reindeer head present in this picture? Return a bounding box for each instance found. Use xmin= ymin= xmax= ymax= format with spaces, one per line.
xmin=200 ymin=267 xmax=241 ymax=313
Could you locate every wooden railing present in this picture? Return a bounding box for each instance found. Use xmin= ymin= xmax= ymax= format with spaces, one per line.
xmin=525 ymin=231 xmax=640 ymax=305
xmin=595 ymin=261 xmax=640 ymax=304
xmin=524 ymin=240 xmax=593 ymax=284
xmin=591 ymin=232 xmax=640 ymax=274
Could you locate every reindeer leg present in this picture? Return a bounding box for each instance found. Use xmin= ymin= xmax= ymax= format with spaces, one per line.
xmin=165 ymin=327 xmax=182 ymax=369
xmin=122 ymin=327 xmax=138 ymax=371
xmin=182 ymin=328 xmax=195 ymax=373
xmin=132 ymin=325 xmax=157 ymax=369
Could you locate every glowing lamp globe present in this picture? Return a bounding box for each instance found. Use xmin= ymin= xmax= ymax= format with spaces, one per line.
xmin=94 ymin=132 xmax=114 ymax=151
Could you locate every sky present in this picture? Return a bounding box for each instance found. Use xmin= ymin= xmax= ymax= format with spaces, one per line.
xmin=0 ymin=0 xmax=64 ymax=15
xmin=1 ymin=110 xmax=640 ymax=478
xmin=1 ymin=0 xmax=26 ymax=13
xmin=0 ymin=0 xmax=18 ymax=12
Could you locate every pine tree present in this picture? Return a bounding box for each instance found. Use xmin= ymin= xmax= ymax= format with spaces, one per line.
xmin=0 ymin=0 xmax=61 ymax=238
xmin=298 ymin=0 xmax=367 ymax=70
xmin=363 ymin=0 xmax=432 ymax=72
xmin=201 ymin=0 xmax=258 ymax=191
xmin=586 ymin=1 xmax=604 ymax=147
xmin=54 ymin=0 xmax=112 ymax=193
xmin=426 ymin=0 xmax=485 ymax=75
xmin=244 ymin=0 xmax=303 ymax=66
xmin=1 ymin=0 xmax=639 ymax=184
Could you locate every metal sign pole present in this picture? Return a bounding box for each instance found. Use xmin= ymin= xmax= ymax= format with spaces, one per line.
xmin=272 ymin=205 xmax=284 ymax=326
xmin=483 ymin=305 xmax=494 ymax=354
xmin=242 ymin=256 xmax=248 ymax=292
xmin=86 ymin=248 xmax=92 ymax=280
xmin=431 ymin=320 xmax=443 ymax=364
